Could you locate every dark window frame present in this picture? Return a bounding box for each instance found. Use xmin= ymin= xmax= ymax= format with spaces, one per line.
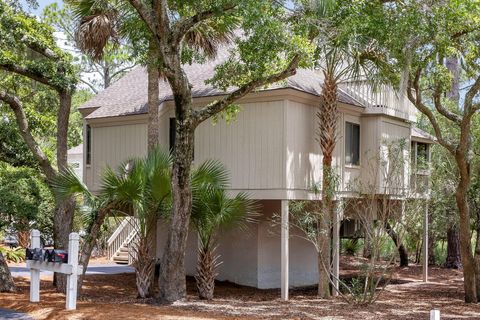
xmin=86 ymin=124 xmax=91 ymax=165
xmin=345 ymin=122 xmax=360 ymax=166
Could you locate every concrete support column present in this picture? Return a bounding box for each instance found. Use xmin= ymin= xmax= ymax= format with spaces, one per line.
xmin=423 ymin=200 xmax=429 ymax=282
xmin=281 ymin=200 xmax=289 ymax=301
xmin=332 ymin=199 xmax=343 ymax=296
xmin=30 ymin=230 xmax=40 ymax=303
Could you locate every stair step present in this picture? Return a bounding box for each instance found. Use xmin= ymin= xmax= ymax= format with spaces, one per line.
xmin=117 ymin=251 xmax=129 ymax=258
xmin=113 ymin=255 xmax=129 ymax=264
xmin=119 ymin=247 xmax=129 ymax=253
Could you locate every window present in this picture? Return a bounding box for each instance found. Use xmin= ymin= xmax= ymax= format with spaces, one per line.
xmin=86 ymin=124 xmax=91 ymax=165
xmin=345 ymin=122 xmax=360 ymax=166
xmin=411 ymin=141 xmax=429 ymax=170
xmin=169 ymin=118 xmax=176 ymax=152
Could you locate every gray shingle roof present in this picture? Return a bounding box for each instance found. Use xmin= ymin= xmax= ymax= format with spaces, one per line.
xmin=411 ymin=127 xmax=436 ymax=142
xmin=81 ymin=50 xmax=362 ymax=119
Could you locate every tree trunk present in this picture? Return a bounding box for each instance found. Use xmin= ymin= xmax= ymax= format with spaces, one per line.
xmin=195 ymin=242 xmax=218 ymax=300
xmin=159 ymin=118 xmax=195 ymax=302
xmin=146 ymin=42 xmax=161 ymax=295
xmin=52 ymin=91 xmax=75 ymax=293
xmin=0 ymin=252 xmax=15 ymax=292
xmin=384 ymin=222 xmax=409 ymax=267
xmin=77 ymin=208 xmax=110 ymax=295
xmin=316 ymin=70 xmax=338 ymax=298
xmin=454 ymin=156 xmax=477 ymax=303
xmin=445 ymin=227 xmax=462 ymax=268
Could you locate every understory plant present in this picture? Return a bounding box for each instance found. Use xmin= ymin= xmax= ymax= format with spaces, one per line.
xmin=191 ymin=165 xmax=258 ymax=300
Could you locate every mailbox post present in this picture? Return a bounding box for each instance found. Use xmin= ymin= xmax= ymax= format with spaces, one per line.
xmin=27 ymin=229 xmax=82 ymax=310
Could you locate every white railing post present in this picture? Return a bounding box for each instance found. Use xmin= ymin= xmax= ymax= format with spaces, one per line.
xmin=66 ymin=232 xmax=80 ymax=310
xmin=30 ymin=229 xmax=41 ymax=303
xmin=430 ymin=310 xmax=440 ymax=320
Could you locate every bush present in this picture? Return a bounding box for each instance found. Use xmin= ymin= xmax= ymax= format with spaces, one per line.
xmin=342 ymin=239 xmax=362 ymax=256
xmin=0 ymin=247 xmax=25 ymax=263
xmin=0 ymin=162 xmax=54 ymax=245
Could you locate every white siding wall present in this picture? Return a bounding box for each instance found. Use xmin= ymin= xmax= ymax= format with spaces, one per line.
xmin=285 ymin=100 xmax=322 ymax=191
xmin=359 ymin=116 xmax=410 ymax=195
xmin=156 ymin=200 xmax=318 ymax=289
xmin=89 ymin=123 xmax=148 ymax=191
xmin=195 ymin=101 xmax=285 ymax=191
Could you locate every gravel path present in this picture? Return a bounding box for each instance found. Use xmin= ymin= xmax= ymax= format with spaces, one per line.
xmin=0 ymin=308 xmax=33 ymax=320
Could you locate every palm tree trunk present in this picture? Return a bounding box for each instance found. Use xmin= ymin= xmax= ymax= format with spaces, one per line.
xmin=195 ymin=241 xmax=218 ymax=300
xmin=316 ymin=70 xmax=338 ymax=298
xmin=0 ymin=252 xmax=15 ymax=292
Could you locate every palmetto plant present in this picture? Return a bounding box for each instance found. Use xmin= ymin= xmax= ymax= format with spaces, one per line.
xmin=53 ymin=148 xmax=254 ymax=299
xmin=52 ymin=148 xmax=172 ymax=298
xmin=191 ymin=162 xmax=259 ymax=300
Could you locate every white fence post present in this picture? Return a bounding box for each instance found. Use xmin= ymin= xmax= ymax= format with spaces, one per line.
xmin=66 ymin=232 xmax=80 ymax=310
xmin=430 ymin=310 xmax=440 ymax=320
xmin=30 ymin=229 xmax=41 ymax=303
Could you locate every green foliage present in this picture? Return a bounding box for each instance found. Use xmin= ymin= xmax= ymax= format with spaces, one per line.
xmin=0 ymin=246 xmax=25 ymax=263
xmin=0 ymin=1 xmax=77 ymax=91
xmin=0 ymin=162 xmax=54 ymax=237
xmin=342 ymin=239 xmax=362 ymax=256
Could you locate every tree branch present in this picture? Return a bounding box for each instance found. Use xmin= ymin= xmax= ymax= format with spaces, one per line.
xmin=79 ymin=78 xmax=99 ymax=94
xmin=23 ymin=39 xmax=59 ymax=60
xmin=127 ymin=0 xmax=158 ymax=38
xmin=173 ymin=3 xmax=237 ymax=44
xmin=432 ymin=83 xmax=462 ymax=124
xmin=407 ymin=67 xmax=455 ymax=154
xmin=464 ymin=74 xmax=480 ymax=115
xmin=0 ymin=63 xmax=60 ymax=90
xmin=194 ymin=54 xmax=301 ymax=124
xmin=0 ymin=90 xmax=57 ymax=180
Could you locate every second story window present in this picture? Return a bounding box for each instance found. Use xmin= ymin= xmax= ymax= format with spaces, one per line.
xmin=345 ymin=122 xmax=360 ymax=166
xmin=86 ymin=124 xmax=91 ymax=165
xmin=411 ymin=141 xmax=430 ymax=170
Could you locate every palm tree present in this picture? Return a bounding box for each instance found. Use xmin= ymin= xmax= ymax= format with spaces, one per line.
xmin=54 ymin=148 xmax=172 ymax=298
xmin=314 ymin=41 xmax=378 ymax=298
xmin=190 ymin=161 xmax=258 ymax=300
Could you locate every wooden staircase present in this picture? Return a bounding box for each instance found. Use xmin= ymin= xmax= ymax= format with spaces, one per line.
xmin=112 ymin=245 xmax=130 ymax=264
xmin=107 ymin=217 xmax=138 ymax=265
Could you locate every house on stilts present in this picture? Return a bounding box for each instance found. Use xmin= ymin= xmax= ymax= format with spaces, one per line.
xmin=77 ymin=50 xmax=434 ymax=299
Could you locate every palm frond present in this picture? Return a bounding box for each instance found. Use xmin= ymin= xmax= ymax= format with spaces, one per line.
xmin=191 ymin=159 xmax=230 ymax=192
xmin=183 ymin=20 xmax=236 ymax=59
xmin=69 ymin=0 xmax=119 ymax=60
xmin=51 ymin=167 xmax=92 ymax=201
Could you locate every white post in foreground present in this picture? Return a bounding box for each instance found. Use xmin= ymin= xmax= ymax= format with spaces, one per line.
xmin=423 ymin=200 xmax=429 ymax=282
xmin=66 ymin=232 xmax=80 ymax=310
xmin=27 ymin=231 xmax=81 ymax=310
xmin=332 ymin=199 xmax=343 ymax=296
xmin=430 ymin=309 xmax=440 ymax=320
xmin=281 ymin=200 xmax=289 ymax=301
xmin=30 ymin=229 xmax=41 ymax=303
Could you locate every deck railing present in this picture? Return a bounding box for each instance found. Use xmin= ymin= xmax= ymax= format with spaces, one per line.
xmin=341 ymin=81 xmax=417 ymax=122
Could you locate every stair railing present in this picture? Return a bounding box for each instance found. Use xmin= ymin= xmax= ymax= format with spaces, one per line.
xmin=107 ymin=217 xmax=137 ymax=260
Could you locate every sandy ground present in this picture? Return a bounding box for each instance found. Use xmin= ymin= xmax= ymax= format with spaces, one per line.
xmin=2 ymin=258 xmax=480 ymax=319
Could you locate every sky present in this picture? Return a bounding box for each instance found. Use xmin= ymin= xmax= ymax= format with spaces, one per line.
xmin=29 ymin=0 xmax=61 ymax=15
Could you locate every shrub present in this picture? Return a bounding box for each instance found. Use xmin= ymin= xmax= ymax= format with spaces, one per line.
xmin=0 ymin=247 xmax=25 ymax=263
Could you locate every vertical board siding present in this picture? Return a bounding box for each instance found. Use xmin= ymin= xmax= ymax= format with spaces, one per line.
xmin=90 ymin=123 xmax=147 ymax=190
xmin=194 ymin=101 xmax=284 ymax=190
xmin=285 ymin=100 xmax=322 ymax=190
